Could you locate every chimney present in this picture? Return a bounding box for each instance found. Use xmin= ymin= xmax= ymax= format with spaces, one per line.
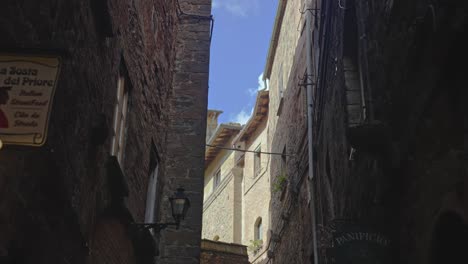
xmin=206 ymin=110 xmax=223 ymax=142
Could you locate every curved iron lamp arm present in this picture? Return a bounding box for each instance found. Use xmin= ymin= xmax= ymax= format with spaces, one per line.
xmin=132 ymin=222 xmax=180 ymax=233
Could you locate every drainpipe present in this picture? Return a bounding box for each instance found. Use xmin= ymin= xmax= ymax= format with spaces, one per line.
xmin=306 ymin=1 xmax=319 ymax=264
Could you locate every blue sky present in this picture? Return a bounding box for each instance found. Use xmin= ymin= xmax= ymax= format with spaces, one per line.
xmin=208 ymin=0 xmax=278 ymax=124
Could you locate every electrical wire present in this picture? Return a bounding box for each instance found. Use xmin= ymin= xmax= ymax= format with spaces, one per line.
xmin=299 ymin=7 xmax=321 ymax=16
xmin=206 ymin=144 xmax=295 ymax=157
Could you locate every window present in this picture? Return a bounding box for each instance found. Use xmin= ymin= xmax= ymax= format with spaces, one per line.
xmin=278 ymin=64 xmax=284 ymax=98
xmin=343 ymin=0 xmax=365 ymax=126
xmin=281 ymin=146 xmax=287 ymax=173
xmin=255 ymin=217 xmax=263 ymax=241
xmin=111 ymin=72 xmax=129 ymax=164
xmin=277 ymin=64 xmax=285 ymax=116
xmin=144 ymin=144 xmax=160 ymax=235
xmin=254 ymin=145 xmax=261 ymax=177
xmin=213 ymin=169 xmax=221 ymax=191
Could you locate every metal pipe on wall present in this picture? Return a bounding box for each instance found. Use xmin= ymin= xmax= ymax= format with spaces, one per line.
xmin=305 ymin=0 xmax=319 ymax=263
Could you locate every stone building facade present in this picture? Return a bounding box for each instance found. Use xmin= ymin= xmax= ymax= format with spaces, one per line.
xmin=262 ymin=0 xmax=313 ymax=263
xmin=263 ymin=0 xmax=468 ymax=263
xmin=0 ymin=0 xmax=211 ymax=264
xmin=202 ymin=91 xmax=270 ymax=263
xmin=203 ymin=121 xmax=243 ymax=242
xmin=200 ymin=239 xmax=249 ymax=264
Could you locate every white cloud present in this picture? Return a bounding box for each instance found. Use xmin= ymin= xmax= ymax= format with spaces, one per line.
xmin=213 ymin=0 xmax=260 ymax=17
xmin=233 ymin=107 xmax=253 ymax=125
xmin=225 ymin=2 xmax=248 ymax=16
xmin=248 ymin=72 xmax=266 ymax=96
xmin=257 ymin=72 xmax=266 ymax=90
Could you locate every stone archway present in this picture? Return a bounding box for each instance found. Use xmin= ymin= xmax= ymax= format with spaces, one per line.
xmin=432 ymin=212 xmax=468 ymax=264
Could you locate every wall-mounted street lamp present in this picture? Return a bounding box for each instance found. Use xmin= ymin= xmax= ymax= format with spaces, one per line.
xmin=133 ymin=188 xmax=190 ymax=233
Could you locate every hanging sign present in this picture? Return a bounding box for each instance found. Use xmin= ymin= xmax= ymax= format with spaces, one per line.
xmin=0 ymin=54 xmax=61 ymax=146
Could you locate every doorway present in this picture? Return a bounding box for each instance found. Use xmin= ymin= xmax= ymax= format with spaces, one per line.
xmin=432 ymin=212 xmax=468 ymax=263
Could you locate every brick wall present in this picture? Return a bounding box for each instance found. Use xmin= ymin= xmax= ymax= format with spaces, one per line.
xmin=0 ymin=0 xmax=210 ymax=263
xmin=200 ymin=239 xmax=249 ymax=264
xmin=267 ymin=0 xmax=468 ymax=263
xmin=89 ymin=219 xmax=136 ymax=264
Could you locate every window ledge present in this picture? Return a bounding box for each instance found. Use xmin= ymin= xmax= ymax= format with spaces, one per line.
xmin=276 ymin=96 xmax=284 ymax=116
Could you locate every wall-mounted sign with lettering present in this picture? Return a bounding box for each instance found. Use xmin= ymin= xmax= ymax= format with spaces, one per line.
xmin=0 ymin=54 xmax=61 ymax=146
xmin=326 ymin=220 xmax=391 ymax=264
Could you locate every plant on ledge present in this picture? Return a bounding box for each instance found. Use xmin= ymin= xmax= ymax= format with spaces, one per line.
xmin=248 ymin=239 xmax=263 ymax=254
xmin=272 ymin=172 xmax=287 ymax=193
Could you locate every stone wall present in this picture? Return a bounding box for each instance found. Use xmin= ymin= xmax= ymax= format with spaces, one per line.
xmin=200 ymin=239 xmax=249 ymax=264
xmin=265 ymin=8 xmax=312 ymax=263
xmin=263 ymin=0 xmax=312 ymax=262
xmin=240 ymin=120 xmax=271 ymax=263
xmin=0 ymin=0 xmax=211 ymax=263
xmin=267 ymin=0 xmax=468 ymax=263
xmin=309 ymin=1 xmax=468 ymax=262
xmin=201 ymin=108 xmax=271 ymax=263
xmin=158 ymin=0 xmax=212 ymax=263
xmin=202 ymin=170 xmax=236 ymax=242
xmin=204 ymin=147 xmax=236 ymax=200
xmin=202 ymin=147 xmax=244 ymax=245
xmin=267 ymin=0 xmax=306 ymax=149
xmin=343 ymin=1 xmax=468 ymax=263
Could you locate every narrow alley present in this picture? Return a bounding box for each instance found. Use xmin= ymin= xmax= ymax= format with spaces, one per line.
xmin=0 ymin=0 xmax=468 ymax=264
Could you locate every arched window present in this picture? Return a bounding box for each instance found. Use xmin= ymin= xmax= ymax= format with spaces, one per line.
xmin=254 ymin=217 xmax=263 ymax=241
xmin=213 ymin=235 xmax=220 ymax=241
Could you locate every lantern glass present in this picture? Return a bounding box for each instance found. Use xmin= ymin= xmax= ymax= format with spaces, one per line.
xmin=170 ymin=188 xmax=190 ymax=223
xmin=172 ymin=199 xmax=185 ymax=217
